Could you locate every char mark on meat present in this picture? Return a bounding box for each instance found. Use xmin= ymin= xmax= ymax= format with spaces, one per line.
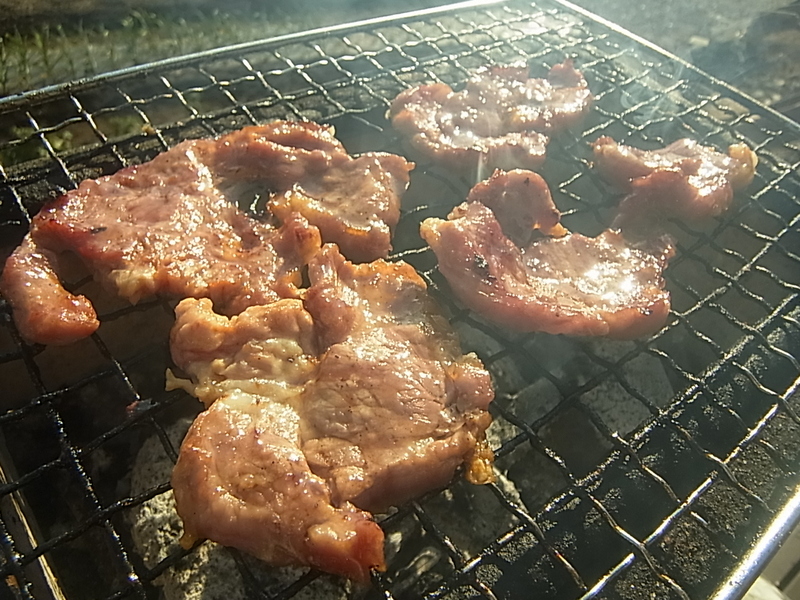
xmin=592 ymin=136 xmax=757 ymax=230
xmin=169 ymin=245 xmax=494 ymax=579
xmin=390 ymin=60 xmax=592 ymax=174
xmin=1 ymin=121 xmax=413 ymax=346
xmin=421 ymin=177 xmax=674 ymax=339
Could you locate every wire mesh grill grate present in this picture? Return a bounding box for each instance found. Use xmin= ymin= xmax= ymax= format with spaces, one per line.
xmin=1 ymin=1 xmax=799 ymax=599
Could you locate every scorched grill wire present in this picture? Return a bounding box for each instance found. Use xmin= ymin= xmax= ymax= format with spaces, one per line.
xmin=0 ymin=1 xmax=799 ymax=599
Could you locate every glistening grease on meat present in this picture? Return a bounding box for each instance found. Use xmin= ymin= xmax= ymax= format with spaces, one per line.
xmin=592 ymin=136 xmax=757 ymax=229
xmin=390 ymin=60 xmax=592 ymax=174
xmin=421 ymin=174 xmax=674 ymax=339
xmin=0 ymin=121 xmax=412 ymax=346
xmin=169 ymin=245 xmax=494 ymax=580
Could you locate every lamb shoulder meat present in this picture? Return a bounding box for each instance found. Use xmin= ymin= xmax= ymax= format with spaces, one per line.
xmin=301 ymin=244 xmax=495 ymax=512
xmin=1 ymin=121 xmax=412 ymax=346
xmin=421 ymin=201 xmax=673 ymax=339
xmin=592 ymin=136 xmax=757 ymax=229
xmin=169 ymin=245 xmax=495 ymax=579
xmin=390 ymin=61 xmax=591 ymax=174
xmin=170 ymin=298 xmax=385 ymax=582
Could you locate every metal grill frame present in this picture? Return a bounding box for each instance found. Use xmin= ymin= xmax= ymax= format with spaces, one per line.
xmin=1 ymin=1 xmax=800 ymax=599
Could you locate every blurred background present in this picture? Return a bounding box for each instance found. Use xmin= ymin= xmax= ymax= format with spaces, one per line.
xmin=0 ymin=0 xmax=798 ymax=121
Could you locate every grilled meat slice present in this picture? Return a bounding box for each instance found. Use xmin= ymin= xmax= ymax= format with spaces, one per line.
xmin=302 ymin=244 xmax=495 ymax=512
xmin=260 ymin=121 xmax=413 ymax=262
xmin=1 ymin=121 xmax=413 ymax=346
xmin=390 ymin=60 xmax=592 ymax=173
xmin=171 ymin=298 xmax=385 ymax=582
xmin=168 ymin=296 xmax=319 ymax=409
xmin=173 ymin=393 xmax=385 ymax=582
xmin=2 ymin=173 xmax=320 ymax=346
xmin=0 ymin=237 xmax=99 ymax=346
xmin=168 ymin=246 xmax=494 ymax=579
xmin=592 ymin=136 xmax=757 ymax=228
xmin=421 ymin=202 xmax=673 ymax=339
xmin=466 ymin=168 xmax=567 ymax=245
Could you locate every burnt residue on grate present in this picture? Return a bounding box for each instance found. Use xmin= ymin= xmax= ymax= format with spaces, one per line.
xmin=0 ymin=1 xmax=799 ymax=599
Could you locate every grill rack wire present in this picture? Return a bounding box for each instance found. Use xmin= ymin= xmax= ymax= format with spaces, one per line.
xmin=0 ymin=1 xmax=800 ymax=599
